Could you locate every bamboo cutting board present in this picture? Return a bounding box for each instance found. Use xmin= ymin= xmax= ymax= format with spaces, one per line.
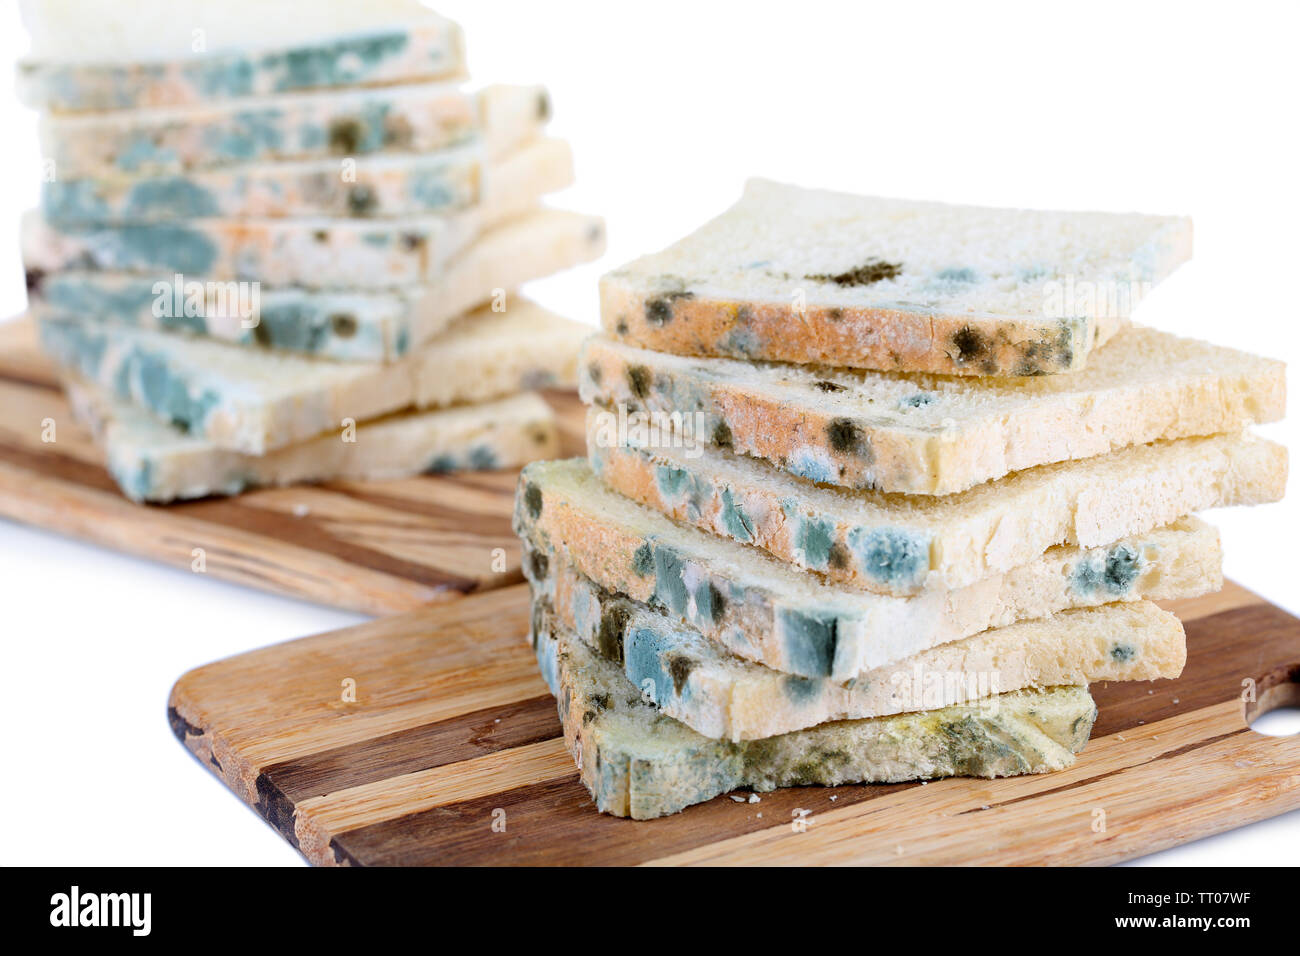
xmin=0 ymin=316 xmax=585 ymax=615
xmin=169 ymin=580 xmax=1300 ymax=866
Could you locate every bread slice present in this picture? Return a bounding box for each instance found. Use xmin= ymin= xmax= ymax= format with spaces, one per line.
xmin=23 ymin=137 xmax=572 ymax=289
xmin=587 ymin=412 xmax=1286 ymax=595
xmin=66 ymin=379 xmax=558 ymax=503
xmin=600 ymin=179 xmax=1192 ymax=376
xmin=17 ymin=0 xmax=464 ymax=112
xmin=526 ymin=546 xmax=1182 ymax=741
xmin=535 ymin=621 xmax=1096 ymax=819
xmin=40 ymin=299 xmax=588 ymax=455
xmin=580 ymin=326 xmax=1286 ymax=495
xmin=30 ymin=208 xmax=606 ymax=361
xmin=36 ymin=79 xmax=492 ymax=178
xmin=39 ymin=92 xmax=552 ymax=224
xmin=513 ymin=459 xmax=1220 ymax=679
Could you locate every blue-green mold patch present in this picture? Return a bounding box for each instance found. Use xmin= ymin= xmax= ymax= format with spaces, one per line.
xmin=778 ymin=608 xmax=840 ymax=677
xmin=848 ymin=526 xmax=929 ymax=589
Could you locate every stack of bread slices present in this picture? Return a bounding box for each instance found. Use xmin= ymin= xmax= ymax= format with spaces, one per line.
xmin=513 ymin=178 xmax=1288 ymax=820
xmin=19 ymin=0 xmax=603 ymax=502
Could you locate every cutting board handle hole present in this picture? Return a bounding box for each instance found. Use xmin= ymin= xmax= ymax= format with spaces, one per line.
xmin=1243 ymin=663 xmax=1300 ymax=737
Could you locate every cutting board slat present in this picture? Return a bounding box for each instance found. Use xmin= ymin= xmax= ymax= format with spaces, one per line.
xmin=0 ymin=316 xmax=585 ymax=615
xmin=168 ymin=581 xmax=1300 ymax=866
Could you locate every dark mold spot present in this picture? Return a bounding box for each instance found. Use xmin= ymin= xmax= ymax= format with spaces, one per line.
xmin=1110 ymin=643 xmax=1137 ymax=663
xmin=805 ymin=259 xmax=901 ymax=287
xmin=346 ymin=184 xmax=377 ymax=216
xmin=632 ymin=542 xmax=654 ymax=576
xmin=667 ymin=655 xmax=696 ymax=695
xmin=814 ymin=380 xmax=846 ymax=393
xmin=952 ymin=325 xmax=988 ymax=365
xmin=826 ymin=418 xmax=869 ymax=457
xmin=328 ymin=117 xmax=364 ymax=154
xmin=827 ymin=541 xmax=851 ymax=571
xmin=330 ymin=313 xmax=358 ymax=338
xmin=712 ymin=420 xmax=734 ymax=450
xmin=525 ymin=548 xmax=548 ymax=582
xmin=586 ymin=361 xmax=602 ymax=385
xmin=596 ymin=603 xmax=630 ymax=664
xmin=522 ymin=482 xmax=543 ymax=520
xmin=25 ymin=267 xmax=46 ymax=294
xmin=626 ymin=364 xmax=652 ymax=399
xmin=900 ymin=393 xmax=934 ymax=408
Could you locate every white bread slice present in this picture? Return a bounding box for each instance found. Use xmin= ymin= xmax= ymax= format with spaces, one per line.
xmin=587 ymin=412 xmax=1286 ymax=595
xmin=38 ymin=80 xmax=480 ymax=177
xmin=66 ymin=378 xmax=559 ymax=503
xmin=580 ymin=326 xmax=1286 ymax=495
xmin=39 ymin=299 xmax=589 ymax=455
xmin=23 ymin=137 xmax=573 ymax=289
xmin=30 ymin=207 xmax=606 ymax=361
xmin=39 ymin=90 xmax=553 ymax=224
xmin=513 ymin=459 xmax=1221 ymax=680
xmin=527 ymin=551 xmax=1182 ymax=741
xmin=536 ymin=622 xmax=1095 ymax=819
xmin=601 ymin=179 xmax=1192 ymax=376
xmin=18 ymin=1 xmax=462 ymax=103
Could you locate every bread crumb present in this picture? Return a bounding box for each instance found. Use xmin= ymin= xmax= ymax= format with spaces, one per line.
xmin=748 ymin=794 xmax=760 ymax=804
xmin=729 ymin=794 xmax=746 ymax=803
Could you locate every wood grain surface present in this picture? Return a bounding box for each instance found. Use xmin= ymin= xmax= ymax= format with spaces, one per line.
xmin=0 ymin=316 xmax=584 ymax=615
xmin=168 ymin=580 xmax=1300 ymax=866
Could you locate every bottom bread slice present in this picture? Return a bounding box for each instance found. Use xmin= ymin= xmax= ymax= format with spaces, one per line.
xmin=534 ymin=622 xmax=1097 ymax=819
xmin=67 ymin=380 xmax=558 ymax=502
xmin=525 ymin=541 xmax=1182 ymax=741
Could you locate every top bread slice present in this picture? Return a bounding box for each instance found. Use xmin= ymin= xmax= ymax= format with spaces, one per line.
xmin=580 ymin=325 xmax=1286 ymax=495
xmin=18 ymin=0 xmax=465 ymax=112
xmin=600 ymin=179 xmax=1192 ymax=376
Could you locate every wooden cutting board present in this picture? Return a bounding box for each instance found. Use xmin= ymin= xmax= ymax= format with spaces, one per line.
xmin=0 ymin=316 xmax=585 ymax=615
xmin=169 ymin=579 xmax=1300 ymax=866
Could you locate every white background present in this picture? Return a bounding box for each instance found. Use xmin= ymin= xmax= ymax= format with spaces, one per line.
xmin=0 ymin=0 xmax=1296 ymax=866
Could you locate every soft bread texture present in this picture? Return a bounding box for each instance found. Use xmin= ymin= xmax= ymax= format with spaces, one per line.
xmin=31 ymin=208 xmax=606 ymax=361
xmin=43 ymin=142 xmax=484 ymax=224
xmin=40 ymin=300 xmax=588 ymax=454
xmin=39 ymin=87 xmax=552 ymax=224
xmin=18 ymin=1 xmax=464 ymax=112
xmin=513 ymin=459 xmax=1221 ymax=680
xmin=38 ymin=81 xmax=483 ymax=177
xmin=587 ymin=414 xmax=1286 ymax=595
xmin=535 ymin=621 xmax=1096 ymax=819
xmin=527 ymin=546 xmax=1184 ymax=740
xmin=580 ymin=326 xmax=1286 ymax=495
xmin=68 ymin=380 xmax=559 ymax=502
xmin=23 ymin=137 xmax=573 ymax=289
xmin=601 ymin=179 xmax=1192 ymax=376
